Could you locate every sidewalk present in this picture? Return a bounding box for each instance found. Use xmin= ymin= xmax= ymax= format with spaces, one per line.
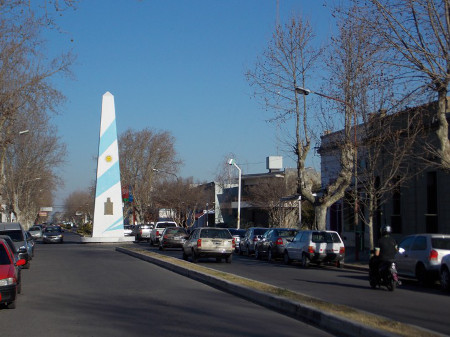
xmin=344 ymin=247 xmax=370 ymax=272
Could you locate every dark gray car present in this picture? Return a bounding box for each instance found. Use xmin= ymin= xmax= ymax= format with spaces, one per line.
xmin=0 ymin=222 xmax=30 ymax=269
xmin=239 ymin=227 xmax=269 ymax=256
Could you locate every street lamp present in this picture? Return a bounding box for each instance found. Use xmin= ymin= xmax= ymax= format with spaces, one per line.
xmin=152 ymin=168 xmax=179 ymax=180
xmin=228 ymin=159 xmax=241 ymax=229
xmin=296 ymin=85 xmax=360 ymax=258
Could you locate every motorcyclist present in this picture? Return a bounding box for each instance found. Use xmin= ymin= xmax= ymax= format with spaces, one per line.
xmin=370 ymin=225 xmax=398 ymax=278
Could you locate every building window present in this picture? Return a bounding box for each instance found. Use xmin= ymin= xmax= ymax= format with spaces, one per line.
xmin=426 ymin=171 xmax=438 ymax=233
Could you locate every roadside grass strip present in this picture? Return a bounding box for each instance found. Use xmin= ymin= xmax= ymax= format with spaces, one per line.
xmin=117 ymin=246 xmax=444 ymax=337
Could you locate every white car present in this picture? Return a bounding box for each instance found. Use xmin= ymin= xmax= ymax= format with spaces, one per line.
xmin=284 ymin=230 xmax=345 ymax=268
xmin=395 ymin=234 xmax=450 ymax=284
xmin=440 ymin=254 xmax=450 ymax=291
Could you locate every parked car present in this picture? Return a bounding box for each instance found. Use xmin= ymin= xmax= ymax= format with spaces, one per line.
xmin=28 ymin=225 xmax=43 ymax=239
xmin=239 ymin=227 xmax=269 ymax=256
xmin=159 ymin=227 xmax=189 ymax=250
xmin=255 ymin=228 xmax=299 ymax=261
xmin=440 ymin=254 xmax=450 ymax=291
xmin=0 ymin=222 xmax=31 ymax=269
xmin=133 ymin=223 xmax=153 ymax=242
xmin=123 ymin=225 xmax=134 ymax=236
xmin=25 ymin=231 xmax=35 ymax=258
xmin=0 ymin=238 xmax=26 ymax=309
xmin=0 ymin=235 xmax=23 ymax=265
xmin=228 ymin=228 xmax=246 ymax=253
xmin=395 ymin=233 xmax=450 ymax=284
xmin=150 ymin=221 xmax=178 ymax=245
xmin=284 ymin=230 xmax=345 ymax=268
xmin=182 ymin=227 xmax=235 ymax=263
xmin=42 ymin=226 xmax=64 ymax=244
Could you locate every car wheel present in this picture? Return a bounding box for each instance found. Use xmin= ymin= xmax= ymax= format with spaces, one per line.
xmin=182 ymin=250 xmax=188 ymax=261
xmin=238 ymin=245 xmax=243 ymax=256
xmin=336 ymin=260 xmax=343 ymax=269
xmin=283 ymin=251 xmax=291 ymax=265
xmin=440 ymin=266 xmax=450 ymax=291
xmin=255 ymin=248 xmax=260 ymax=260
xmin=246 ymin=245 xmax=250 ymax=256
xmin=416 ymin=263 xmax=430 ymax=286
xmin=226 ymin=254 xmax=232 ymax=264
xmin=159 ymin=245 xmax=163 ymax=251
xmin=6 ymin=301 xmax=16 ymax=309
xmin=301 ymin=254 xmax=310 ymax=268
xmin=17 ymin=281 xmax=22 ymax=294
xmin=192 ymin=250 xmax=198 ymax=263
xmin=267 ymin=249 xmax=273 ymax=262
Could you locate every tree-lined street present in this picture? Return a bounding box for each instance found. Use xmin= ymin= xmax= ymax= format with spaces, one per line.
xmin=0 ymin=232 xmax=333 ymax=337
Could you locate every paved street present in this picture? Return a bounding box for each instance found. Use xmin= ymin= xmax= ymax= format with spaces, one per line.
xmin=142 ymin=242 xmax=450 ymax=336
xmin=0 ymin=232 xmax=334 ymax=337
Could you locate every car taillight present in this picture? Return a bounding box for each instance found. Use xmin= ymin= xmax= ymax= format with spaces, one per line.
xmin=276 ymin=238 xmax=283 ymax=245
xmin=163 ymin=235 xmax=168 ymax=239
xmin=156 ymin=231 xmax=160 ymax=236
xmin=232 ymin=239 xmax=236 ymax=249
xmin=308 ymin=246 xmax=315 ymax=253
xmin=140 ymin=229 xmax=143 ymax=234
xmin=429 ymin=249 xmax=438 ymax=261
xmin=197 ymin=239 xmax=202 ymax=248
xmin=339 ymin=247 xmax=345 ymax=254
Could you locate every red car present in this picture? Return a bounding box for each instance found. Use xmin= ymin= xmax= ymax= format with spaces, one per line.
xmin=0 ymin=238 xmax=26 ymax=309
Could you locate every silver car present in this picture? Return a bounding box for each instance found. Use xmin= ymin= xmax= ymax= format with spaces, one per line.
xmin=440 ymin=254 xmax=450 ymax=291
xmin=182 ymin=228 xmax=235 ymax=263
xmin=28 ymin=226 xmax=43 ymax=239
xmin=395 ymin=233 xmax=450 ymax=284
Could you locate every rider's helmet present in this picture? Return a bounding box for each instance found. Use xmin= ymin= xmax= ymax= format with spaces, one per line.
xmin=381 ymin=225 xmax=392 ymax=236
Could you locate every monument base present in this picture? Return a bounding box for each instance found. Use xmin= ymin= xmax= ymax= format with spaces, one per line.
xmin=80 ymin=236 xmax=135 ymax=243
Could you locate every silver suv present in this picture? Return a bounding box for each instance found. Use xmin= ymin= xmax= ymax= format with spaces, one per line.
xmin=284 ymin=230 xmax=345 ymax=268
xmin=395 ymin=233 xmax=450 ymax=285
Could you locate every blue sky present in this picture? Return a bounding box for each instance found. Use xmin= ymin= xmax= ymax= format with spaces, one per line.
xmin=47 ymin=0 xmax=334 ymax=202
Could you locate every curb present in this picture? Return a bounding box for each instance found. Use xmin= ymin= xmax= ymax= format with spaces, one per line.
xmin=116 ymin=247 xmax=444 ymax=337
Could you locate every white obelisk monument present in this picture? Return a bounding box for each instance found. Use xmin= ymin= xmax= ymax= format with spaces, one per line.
xmin=87 ymin=92 xmax=129 ymax=242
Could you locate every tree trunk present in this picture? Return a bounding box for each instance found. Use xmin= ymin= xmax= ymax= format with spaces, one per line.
xmin=315 ymin=204 xmax=328 ymax=230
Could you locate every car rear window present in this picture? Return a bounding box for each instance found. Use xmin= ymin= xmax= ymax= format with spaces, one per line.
xmin=278 ymin=230 xmax=298 ymax=237
xmin=200 ymin=229 xmax=232 ymax=239
xmin=30 ymin=226 xmax=41 ymax=231
xmin=0 ymin=230 xmax=24 ymax=242
xmin=166 ymin=228 xmax=185 ymax=235
xmin=431 ymin=238 xmax=450 ymax=250
xmin=311 ymin=232 xmax=341 ymax=243
xmin=158 ymin=223 xmax=177 ymax=228
xmin=254 ymin=229 xmax=268 ymax=235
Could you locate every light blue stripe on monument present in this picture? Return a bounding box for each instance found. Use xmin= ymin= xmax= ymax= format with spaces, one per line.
xmin=99 ymin=121 xmax=117 ymax=156
xmin=95 ymin=161 xmax=120 ymax=197
xmin=104 ymin=218 xmax=124 ymax=233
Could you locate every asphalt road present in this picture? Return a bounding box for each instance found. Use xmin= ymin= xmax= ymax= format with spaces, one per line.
xmin=142 ymin=241 xmax=450 ymax=336
xmin=0 ymin=232 xmax=335 ymax=337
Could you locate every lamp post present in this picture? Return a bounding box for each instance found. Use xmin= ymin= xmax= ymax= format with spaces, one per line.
xmin=152 ymin=168 xmax=179 ymax=181
xmin=228 ymin=159 xmax=241 ymax=229
xmin=295 ymin=86 xmax=359 ymax=258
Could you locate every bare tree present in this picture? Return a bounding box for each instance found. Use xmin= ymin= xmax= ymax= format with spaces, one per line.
xmin=246 ymin=15 xmax=357 ymax=230
xmin=119 ymin=128 xmax=182 ymax=224
xmin=63 ymin=190 xmax=94 ymax=226
xmin=2 ymin=111 xmax=66 ymax=227
xmin=247 ymin=174 xmax=298 ymax=227
xmin=348 ymin=0 xmax=450 ymax=169
xmin=0 ymin=1 xmax=74 ymax=214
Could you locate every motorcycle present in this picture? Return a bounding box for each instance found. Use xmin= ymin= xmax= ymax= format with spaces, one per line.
xmin=369 ymin=258 xmax=401 ymax=291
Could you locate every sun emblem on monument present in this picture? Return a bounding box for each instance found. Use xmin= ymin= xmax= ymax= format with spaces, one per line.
xmin=105 ymin=155 xmax=112 ymax=162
